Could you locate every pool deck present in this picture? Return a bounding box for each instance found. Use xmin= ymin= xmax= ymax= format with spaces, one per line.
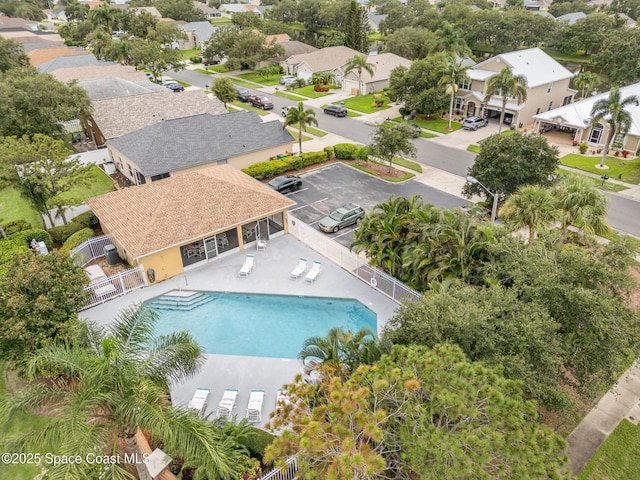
xmin=81 ymin=235 xmax=400 ymax=427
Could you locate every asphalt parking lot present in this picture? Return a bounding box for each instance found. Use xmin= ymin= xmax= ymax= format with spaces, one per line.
xmin=284 ymin=163 xmax=469 ymax=248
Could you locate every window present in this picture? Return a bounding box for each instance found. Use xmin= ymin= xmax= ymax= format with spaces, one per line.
xmin=562 ymin=95 xmax=572 ymax=106
xmin=589 ymin=123 xmax=603 ymax=143
xmin=458 ymin=79 xmax=470 ymax=90
xmin=547 ymin=82 xmax=553 ymax=93
xmin=455 ymin=97 xmax=464 ymax=109
xmin=151 ymin=172 xmax=170 ymax=181
xmin=548 ymin=101 xmax=553 ymax=111
xmin=612 ymin=132 xmax=625 ymax=149
xmin=217 ymin=159 xmax=228 ymax=165
xmin=127 ymin=164 xmax=133 ymax=177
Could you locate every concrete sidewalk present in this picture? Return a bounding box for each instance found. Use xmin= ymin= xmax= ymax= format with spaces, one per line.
xmin=567 ymin=360 xmax=640 ymax=475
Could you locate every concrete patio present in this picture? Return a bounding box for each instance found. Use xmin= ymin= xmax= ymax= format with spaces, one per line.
xmin=81 ymin=234 xmax=400 ymax=427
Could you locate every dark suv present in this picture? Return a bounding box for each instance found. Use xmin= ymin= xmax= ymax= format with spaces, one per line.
xmin=323 ymin=105 xmax=348 ymax=117
xmin=236 ymin=87 xmax=251 ymax=102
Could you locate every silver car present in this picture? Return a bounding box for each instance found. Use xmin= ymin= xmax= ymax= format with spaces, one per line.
xmin=462 ymin=116 xmax=488 ymax=131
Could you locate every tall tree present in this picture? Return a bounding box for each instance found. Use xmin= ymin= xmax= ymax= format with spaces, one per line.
xmin=592 ymin=28 xmax=640 ymax=86
xmin=203 ymin=26 xmax=283 ymax=70
xmin=435 ymin=20 xmax=471 ymax=57
xmin=573 ymin=71 xmax=600 ymax=99
xmin=344 ymin=0 xmax=369 ymax=53
xmin=552 ymin=174 xmax=608 ymax=236
xmin=369 ymin=121 xmax=417 ymax=172
xmin=485 ymin=66 xmax=527 ymax=133
xmin=128 ymin=38 xmax=186 ymax=81
xmin=589 ymin=86 xmax=639 ymax=167
xmin=383 ymin=27 xmax=438 ymax=60
xmin=0 ymin=37 xmax=30 ymax=72
xmin=88 ymin=2 xmax=118 ymax=32
xmin=212 ymin=76 xmax=237 ymax=110
xmin=0 ymin=251 xmax=88 ymax=361
xmin=343 ymin=54 xmax=375 ymax=96
xmin=500 ymin=185 xmax=558 ymax=244
xmin=282 ymin=101 xmax=318 ymax=154
xmin=0 ymin=304 xmax=249 ymax=479
xmin=437 ymin=54 xmax=470 ymax=130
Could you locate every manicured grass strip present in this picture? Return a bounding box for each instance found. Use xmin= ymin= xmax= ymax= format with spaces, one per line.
xmin=598 ymin=228 xmax=640 ymax=253
xmin=419 ymin=131 xmax=437 ymax=139
xmin=228 ymin=106 xmax=240 ymax=112
xmin=210 ymin=18 xmax=232 ymax=24
xmin=286 ymin=124 xmax=328 ymax=137
xmin=181 ymin=48 xmax=200 ymax=59
xmin=555 ymin=168 xmax=628 ymax=193
xmin=393 ymin=116 xmax=462 ymax=134
xmin=289 ymin=22 xmax=306 ymax=31
xmin=333 ymin=94 xmax=391 ymax=114
xmin=0 ymin=186 xmax=42 ymax=228
xmin=577 ymin=420 xmax=640 ymax=479
xmin=275 ymin=91 xmax=306 ymax=101
xmin=560 ymin=154 xmax=640 ymax=184
xmin=367 ymin=32 xmax=385 ymax=41
xmin=60 ymin=165 xmax=116 ymax=203
xmin=231 ymin=78 xmax=261 ymax=89
xmin=351 ymin=163 xmax=414 ymax=182
xmin=208 ymin=64 xmax=230 ymax=73
xmin=237 ymin=72 xmax=280 ymax=86
xmin=194 ymin=68 xmax=215 ymax=75
xmin=286 ymin=128 xmax=312 ymax=142
xmin=292 ymin=85 xmax=339 ymax=99
xmin=231 ymin=100 xmax=269 ymax=116
xmin=467 ymin=145 xmax=481 ymax=153
xmin=393 ymin=157 xmax=422 ymax=173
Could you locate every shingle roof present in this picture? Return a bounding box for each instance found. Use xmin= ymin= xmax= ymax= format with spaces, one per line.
xmin=92 ymin=89 xmax=227 ymax=141
xmin=288 ymin=46 xmax=361 ymax=72
xmin=179 ymin=21 xmax=217 ymax=41
xmin=28 ymin=46 xmax=89 ymax=66
xmin=79 ymin=77 xmax=165 ymax=100
xmin=342 ymin=52 xmax=411 ymax=83
xmin=278 ymin=41 xmax=317 ymax=60
xmin=51 ymin=64 xmax=149 ymax=83
xmin=471 ymin=47 xmax=573 ymax=88
xmin=534 ymin=81 xmax=640 ymax=137
xmin=108 ymin=111 xmax=294 ymax=177
xmin=555 ymin=12 xmax=587 ymax=24
xmin=86 ymin=164 xmax=295 ymax=259
xmin=38 ymin=53 xmax=110 ymax=73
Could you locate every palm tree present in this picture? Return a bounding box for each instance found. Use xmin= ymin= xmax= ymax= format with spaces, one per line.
xmin=589 ymin=87 xmax=639 ymax=167
xmin=435 ymin=21 xmax=471 ymax=57
xmin=553 ymin=174 xmax=608 ymax=237
xmin=438 ymin=54 xmax=470 ymax=130
xmin=106 ymin=38 xmax=133 ymax=65
xmin=501 ymin=185 xmax=558 ymax=244
xmin=0 ymin=304 xmax=246 ymax=479
xmin=89 ymin=2 xmax=117 ymax=32
xmin=283 ymin=101 xmax=318 ymax=154
xmin=573 ymin=72 xmax=600 ymax=99
xmin=343 ymin=55 xmax=375 ymax=96
xmin=485 ymin=66 xmax=528 ymax=133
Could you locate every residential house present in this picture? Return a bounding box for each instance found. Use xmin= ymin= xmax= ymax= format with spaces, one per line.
xmin=0 ymin=17 xmax=65 ymax=46
xmin=366 ymin=12 xmax=387 ymax=32
xmin=28 ymin=46 xmax=91 ymax=68
xmin=37 ymin=52 xmax=111 ymax=73
xmin=264 ymin=33 xmax=291 ymax=45
xmin=130 ymin=6 xmax=163 ymax=18
xmin=459 ymin=47 xmax=575 ymax=128
xmin=193 ymin=1 xmax=221 ymax=18
xmin=218 ymin=3 xmax=249 ymax=17
xmin=339 ymin=52 xmax=411 ymax=95
xmin=106 ymin=111 xmax=294 ymax=184
xmin=285 ymin=45 xmax=360 ymax=83
xmin=178 ymin=21 xmax=217 ymax=49
xmin=533 ymin=81 xmax=640 ymax=154
xmin=44 ymin=5 xmax=67 ymax=21
xmin=86 ymin=165 xmax=294 ymax=283
xmin=82 ymin=89 xmax=226 ymax=147
xmin=51 ymin=64 xmax=151 ymax=84
xmin=555 ymin=12 xmax=587 ymax=24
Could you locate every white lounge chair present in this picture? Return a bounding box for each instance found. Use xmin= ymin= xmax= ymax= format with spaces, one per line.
xmin=246 ymin=390 xmax=264 ymax=423
xmin=238 ymin=255 xmax=255 ymax=277
xmin=276 ymin=389 xmax=290 ymax=411
xmin=216 ymin=389 xmax=238 ymax=420
xmin=304 ymin=261 xmax=321 ymax=283
xmin=85 ymin=265 xmax=108 ymax=284
xmin=187 ymin=388 xmax=210 ymax=416
xmin=257 ymin=238 xmax=267 ymax=251
xmin=289 ymin=257 xmax=307 ymax=279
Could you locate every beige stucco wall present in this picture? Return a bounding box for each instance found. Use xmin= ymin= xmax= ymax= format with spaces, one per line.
xmin=139 ymin=247 xmax=185 ymax=284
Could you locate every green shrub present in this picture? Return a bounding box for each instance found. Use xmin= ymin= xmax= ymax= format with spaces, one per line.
xmin=60 ymin=228 xmax=94 ymax=253
xmin=355 ymin=146 xmax=370 ymax=160
xmin=283 ymin=155 xmax=303 ymax=170
xmin=71 ymin=211 xmax=99 ymax=230
xmin=299 ymin=151 xmax=327 ymax=167
xmin=242 ymin=159 xmax=288 ymax=179
xmin=324 ymin=146 xmax=334 ymax=159
xmin=190 ymin=56 xmax=202 ymax=64
xmin=579 ymin=142 xmax=588 ymax=154
xmin=2 ymin=220 xmax=33 ymax=236
xmin=334 ymin=143 xmax=358 ymax=160
xmin=242 ymin=428 xmax=275 ymax=461
xmin=49 ymin=222 xmax=85 ymax=244
xmin=6 ymin=228 xmax=52 ymax=252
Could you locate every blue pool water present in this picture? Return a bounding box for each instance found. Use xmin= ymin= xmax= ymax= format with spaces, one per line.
xmin=145 ymin=292 xmax=377 ymax=359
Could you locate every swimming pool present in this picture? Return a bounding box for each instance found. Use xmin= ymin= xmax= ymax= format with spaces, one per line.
xmin=145 ymin=291 xmax=377 ymax=359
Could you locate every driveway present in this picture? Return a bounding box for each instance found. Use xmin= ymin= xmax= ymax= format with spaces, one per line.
xmin=427 ymin=121 xmax=501 ymax=150
xmin=283 ymin=163 xmax=469 ymax=248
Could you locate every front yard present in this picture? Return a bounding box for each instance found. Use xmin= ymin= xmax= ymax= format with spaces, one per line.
xmin=333 ymin=94 xmax=391 ymax=114
xmin=291 ymin=85 xmax=340 ymax=99
xmin=236 ymin=72 xmax=280 ymax=86
xmin=394 ymin=116 xmax=463 ymax=134
xmin=560 ymin=154 xmax=640 ymax=185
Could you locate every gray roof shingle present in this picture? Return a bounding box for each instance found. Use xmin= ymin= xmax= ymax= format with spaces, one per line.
xmin=108 ymin=111 xmax=294 ymax=177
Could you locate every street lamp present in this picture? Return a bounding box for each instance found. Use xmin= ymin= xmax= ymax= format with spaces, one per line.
xmin=466 ymin=175 xmax=499 ymax=223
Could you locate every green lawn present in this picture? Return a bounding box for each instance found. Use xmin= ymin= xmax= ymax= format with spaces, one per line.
xmin=393 ymin=157 xmax=422 ymax=173
xmin=231 ymin=100 xmax=269 ymax=116
xmin=367 ymin=32 xmax=385 ymax=41
xmin=333 ymin=94 xmax=391 ymax=114
xmin=393 ymin=116 xmax=462 ymax=134
xmin=286 ymin=123 xmax=328 ymax=137
xmin=181 ymin=48 xmax=200 ymax=60
xmin=578 ymin=420 xmax=640 ymax=479
xmin=543 ymin=48 xmax=591 ymax=66
xmin=0 ymin=362 xmax=53 ymax=480
xmin=467 ymin=145 xmax=481 ymax=154
xmin=419 ymin=131 xmax=437 ymax=139
xmin=286 ymin=128 xmax=312 ymax=142
xmin=232 ymin=78 xmax=262 ymax=89
xmin=236 ymin=72 xmax=280 ymax=86
xmin=275 ymin=91 xmax=306 ymax=101
xmin=194 ymin=68 xmax=215 ymax=75
xmin=293 ymin=85 xmax=339 ymax=99
xmin=555 ymin=168 xmax=628 ymax=193
xmin=210 ymin=18 xmax=232 ymax=25
xmin=59 ymin=165 xmax=116 ymax=203
xmin=288 ymin=22 xmax=306 ymax=31
xmin=560 ymin=154 xmax=640 ymax=184
xmin=208 ymin=64 xmax=230 ymax=73
xmin=0 ymin=186 xmax=42 ymax=228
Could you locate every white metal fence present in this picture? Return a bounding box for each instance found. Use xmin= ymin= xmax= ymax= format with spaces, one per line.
xmin=258 ymin=455 xmax=298 ymax=480
xmin=287 ymin=214 xmax=420 ymax=304
xmin=71 ymin=234 xmax=113 ymax=266
xmin=80 ymin=265 xmax=147 ymax=310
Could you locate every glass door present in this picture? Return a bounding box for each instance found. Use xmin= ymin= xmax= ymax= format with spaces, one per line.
xmin=204 ymin=236 xmax=218 ymax=260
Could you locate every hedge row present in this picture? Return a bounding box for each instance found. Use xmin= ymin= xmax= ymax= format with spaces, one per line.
xmin=0 ymin=228 xmax=52 ymax=275
xmin=1 ymin=219 xmax=33 ymax=236
xmin=60 ymin=228 xmax=95 ymax=253
xmin=48 ymin=211 xmax=99 ymax=244
xmin=241 ymin=144 xmax=363 ymax=180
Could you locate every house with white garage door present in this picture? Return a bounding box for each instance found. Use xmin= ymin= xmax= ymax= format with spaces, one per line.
xmin=285 ymin=46 xmax=360 ymax=83
xmin=339 ymin=52 xmax=411 ymax=95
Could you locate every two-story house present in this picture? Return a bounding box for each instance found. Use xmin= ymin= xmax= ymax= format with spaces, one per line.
xmin=458 ymin=47 xmax=576 ymax=128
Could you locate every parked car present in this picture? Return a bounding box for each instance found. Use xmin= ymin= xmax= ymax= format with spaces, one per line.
xmin=462 ymin=116 xmax=488 ymax=131
xmin=164 ymin=83 xmax=184 ymax=92
xmin=319 ymin=204 xmax=365 ymax=233
xmin=267 ymin=175 xmax=302 ymax=193
xmin=281 ymin=106 xmax=290 ymax=117
xmin=323 ymin=105 xmax=347 ymax=117
xmin=279 ymin=75 xmax=296 ymax=85
xmin=409 ymin=123 xmax=421 ymax=138
xmin=202 ymin=58 xmax=220 ymax=66
xmin=236 ymin=87 xmax=251 ymax=102
xmin=248 ymin=95 xmax=274 ymax=110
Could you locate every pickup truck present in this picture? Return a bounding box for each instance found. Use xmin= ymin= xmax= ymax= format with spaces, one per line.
xmin=247 ymin=95 xmax=274 ymax=110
